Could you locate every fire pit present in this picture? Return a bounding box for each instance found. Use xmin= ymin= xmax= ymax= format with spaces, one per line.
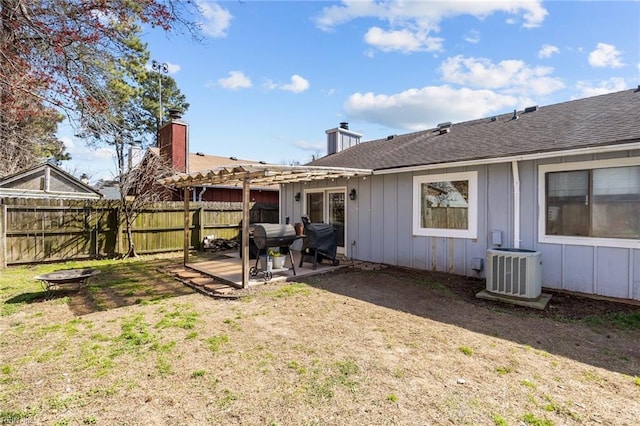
xmin=35 ymin=268 xmax=101 ymax=296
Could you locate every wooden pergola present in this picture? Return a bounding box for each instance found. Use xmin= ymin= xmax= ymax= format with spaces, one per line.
xmin=160 ymin=164 xmax=372 ymax=287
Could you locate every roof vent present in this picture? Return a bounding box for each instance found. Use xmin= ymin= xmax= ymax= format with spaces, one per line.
xmin=259 ymin=160 xmax=266 ymax=164
xmin=229 ymin=156 xmax=237 ymax=161
xmin=524 ymin=105 xmax=538 ymax=113
xmin=490 ymin=116 xmax=497 ymax=122
xmin=511 ymin=109 xmax=519 ymax=120
xmin=386 ymin=134 xmax=396 ymax=140
xmin=437 ymin=121 xmax=452 ymax=135
xmin=635 ymin=85 xmax=640 ymax=93
xmin=195 ymin=152 xmax=204 ymax=156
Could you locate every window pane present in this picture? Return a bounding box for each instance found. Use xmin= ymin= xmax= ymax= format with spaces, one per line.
xmin=546 ymin=170 xmax=589 ymax=236
xmin=420 ymin=180 xmax=468 ymax=230
xmin=328 ymin=192 xmax=345 ymax=247
xmin=592 ymin=166 xmax=640 ymax=238
xmin=306 ymin=193 xmax=323 ymax=223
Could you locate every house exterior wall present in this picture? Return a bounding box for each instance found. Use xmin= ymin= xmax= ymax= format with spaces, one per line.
xmin=282 ymin=149 xmax=640 ymax=301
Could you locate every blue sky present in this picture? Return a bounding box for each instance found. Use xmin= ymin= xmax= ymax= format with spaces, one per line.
xmin=61 ymin=0 xmax=640 ymax=182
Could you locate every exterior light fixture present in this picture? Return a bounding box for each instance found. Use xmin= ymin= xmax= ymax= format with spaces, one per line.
xmin=151 ymin=60 xmax=169 ymax=129
xmin=295 ymin=192 xmax=301 ymax=202
xmin=349 ymin=188 xmax=357 ymax=200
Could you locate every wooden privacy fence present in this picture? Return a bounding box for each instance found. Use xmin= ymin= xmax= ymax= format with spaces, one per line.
xmin=0 ymin=199 xmax=278 ymax=267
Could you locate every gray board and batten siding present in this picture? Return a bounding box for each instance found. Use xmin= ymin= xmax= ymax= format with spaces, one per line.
xmin=282 ymin=88 xmax=640 ymax=301
xmin=281 ymin=151 xmax=640 ymax=301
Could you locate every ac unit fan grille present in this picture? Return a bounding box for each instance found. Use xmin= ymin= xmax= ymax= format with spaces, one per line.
xmin=486 ymin=249 xmax=541 ymax=299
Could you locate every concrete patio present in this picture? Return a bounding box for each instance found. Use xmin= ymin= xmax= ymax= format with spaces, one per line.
xmin=186 ymin=250 xmax=345 ymax=288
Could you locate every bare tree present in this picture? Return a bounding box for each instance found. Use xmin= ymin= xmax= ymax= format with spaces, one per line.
xmin=117 ymin=151 xmax=175 ymax=258
xmin=0 ymin=0 xmax=199 ymax=172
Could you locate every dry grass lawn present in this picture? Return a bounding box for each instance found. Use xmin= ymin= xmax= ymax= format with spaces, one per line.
xmin=1 ymin=253 xmax=639 ymax=425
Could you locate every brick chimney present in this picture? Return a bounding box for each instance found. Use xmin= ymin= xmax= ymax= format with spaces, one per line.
xmin=158 ymin=108 xmax=188 ymax=172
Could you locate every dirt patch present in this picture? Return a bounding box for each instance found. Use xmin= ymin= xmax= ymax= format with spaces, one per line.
xmin=1 ymin=260 xmax=639 ymax=425
xmin=304 ymin=267 xmax=640 ymax=376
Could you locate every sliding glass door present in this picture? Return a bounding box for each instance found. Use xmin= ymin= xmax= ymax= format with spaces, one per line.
xmin=304 ymin=188 xmax=346 ymax=253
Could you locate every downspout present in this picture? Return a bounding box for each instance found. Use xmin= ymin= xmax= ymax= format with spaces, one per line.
xmin=511 ymin=160 xmax=521 ymax=248
xmin=198 ymin=186 xmax=207 ymax=202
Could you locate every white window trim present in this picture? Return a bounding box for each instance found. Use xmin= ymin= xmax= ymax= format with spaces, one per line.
xmin=412 ymin=171 xmax=478 ymax=239
xmin=538 ymin=157 xmax=640 ymax=249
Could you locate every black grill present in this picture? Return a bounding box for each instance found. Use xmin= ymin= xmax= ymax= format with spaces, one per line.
xmin=299 ymin=217 xmax=339 ymax=269
xmin=252 ymin=224 xmax=298 ymax=249
xmin=247 ymin=223 xmax=300 ymax=281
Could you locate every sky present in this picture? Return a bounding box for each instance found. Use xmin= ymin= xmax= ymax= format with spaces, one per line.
xmin=60 ymin=0 xmax=640 ymax=183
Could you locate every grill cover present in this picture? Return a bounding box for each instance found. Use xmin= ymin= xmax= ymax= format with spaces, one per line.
xmin=304 ymin=223 xmax=338 ymax=258
xmin=252 ymin=224 xmax=297 ymax=249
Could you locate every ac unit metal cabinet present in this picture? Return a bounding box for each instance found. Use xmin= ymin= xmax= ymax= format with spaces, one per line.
xmin=486 ymin=248 xmax=542 ymax=299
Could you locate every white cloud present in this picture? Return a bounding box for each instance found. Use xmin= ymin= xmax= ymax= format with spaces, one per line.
xmin=439 ymin=55 xmax=564 ymax=95
xmin=588 ymin=43 xmax=624 ymax=68
xmin=576 ymin=77 xmax=628 ymax=97
xmin=364 ymin=27 xmax=443 ymax=53
xmin=314 ymin=1 xmax=547 ymax=53
xmin=282 ymin=75 xmax=310 ymax=93
xmin=198 ymin=1 xmax=233 ymax=38
xmin=61 ymin=136 xmax=117 ymax=181
xmin=344 ymin=85 xmax=518 ymax=131
xmin=63 ymin=136 xmax=114 ymax=162
xmin=464 ymin=30 xmax=480 ymax=44
xmin=166 ymin=63 xmax=181 ymax=74
xmin=265 ymin=75 xmax=310 ymax=94
xmin=218 ymin=71 xmax=252 ymax=90
xmin=538 ymin=44 xmax=559 ymax=59
xmin=294 ymin=140 xmax=324 ymax=152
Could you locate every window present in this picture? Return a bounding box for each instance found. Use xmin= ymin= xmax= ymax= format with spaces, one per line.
xmin=306 ymin=192 xmax=324 ymax=223
xmin=413 ymin=171 xmax=477 ymax=238
xmin=539 ymin=158 xmax=640 ymax=247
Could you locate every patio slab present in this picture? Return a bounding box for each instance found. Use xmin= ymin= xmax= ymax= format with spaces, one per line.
xmin=187 ymin=251 xmax=345 ymax=288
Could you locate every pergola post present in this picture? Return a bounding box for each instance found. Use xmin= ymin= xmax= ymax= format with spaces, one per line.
xmin=241 ymin=177 xmax=250 ymax=288
xmin=183 ymin=187 xmax=190 ymax=266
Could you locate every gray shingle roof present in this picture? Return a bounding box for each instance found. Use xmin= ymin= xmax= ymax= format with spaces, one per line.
xmin=309 ymin=88 xmax=640 ymax=171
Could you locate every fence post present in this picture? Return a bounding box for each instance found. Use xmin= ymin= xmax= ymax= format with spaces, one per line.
xmin=0 ymin=205 xmax=6 ymax=269
xmin=198 ymin=205 xmax=204 ymax=250
xmin=116 ymin=207 xmax=123 ymax=256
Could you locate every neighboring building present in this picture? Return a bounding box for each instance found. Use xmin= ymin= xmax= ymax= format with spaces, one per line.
xmin=95 ymin=179 xmax=122 ymax=200
xmin=279 ymin=88 xmax=640 ymax=301
xmin=0 ymin=162 xmax=102 ymax=200
xmin=144 ymin=109 xmax=279 ymax=204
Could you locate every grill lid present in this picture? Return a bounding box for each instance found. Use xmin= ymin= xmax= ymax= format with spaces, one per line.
xmin=252 ymin=223 xmax=297 ymax=249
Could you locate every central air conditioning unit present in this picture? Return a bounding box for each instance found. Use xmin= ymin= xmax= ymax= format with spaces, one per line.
xmin=486 ymin=248 xmax=542 ymax=299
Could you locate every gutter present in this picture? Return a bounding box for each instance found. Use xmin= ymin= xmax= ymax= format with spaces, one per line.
xmin=198 ymin=186 xmax=207 ymax=202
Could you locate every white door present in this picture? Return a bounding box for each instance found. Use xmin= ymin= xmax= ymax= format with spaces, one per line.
xmin=304 ymin=188 xmax=346 ymax=254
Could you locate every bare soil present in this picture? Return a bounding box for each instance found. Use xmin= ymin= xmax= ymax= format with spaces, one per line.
xmin=1 ymin=257 xmax=639 ymax=425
